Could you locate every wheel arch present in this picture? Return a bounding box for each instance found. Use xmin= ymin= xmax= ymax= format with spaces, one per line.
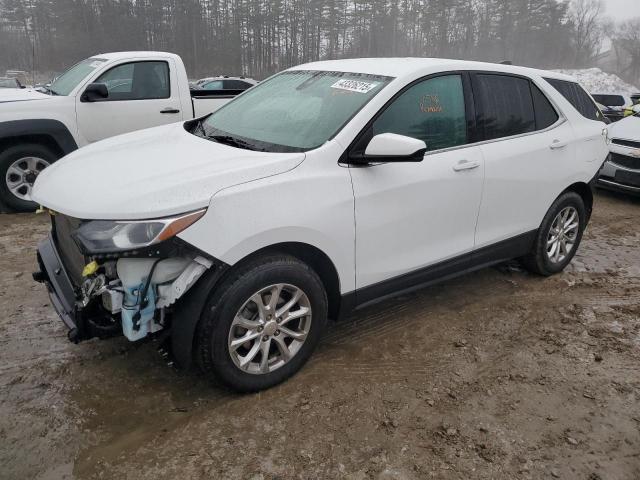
xmin=0 ymin=119 xmax=78 ymax=157
xmin=171 ymin=241 xmax=347 ymax=370
xmin=227 ymin=241 xmax=343 ymax=321
xmin=562 ymin=181 xmax=593 ymax=221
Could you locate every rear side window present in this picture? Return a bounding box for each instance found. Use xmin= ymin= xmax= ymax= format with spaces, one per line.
xmin=224 ymin=79 xmax=253 ymax=90
xmin=531 ymin=83 xmax=559 ymax=130
xmin=473 ymin=74 xmax=535 ymax=140
xmin=544 ymin=78 xmax=602 ymax=122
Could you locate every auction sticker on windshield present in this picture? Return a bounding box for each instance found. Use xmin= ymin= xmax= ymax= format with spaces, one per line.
xmin=331 ymin=79 xmax=378 ymax=93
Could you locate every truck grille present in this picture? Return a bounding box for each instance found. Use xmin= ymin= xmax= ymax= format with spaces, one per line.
xmin=52 ymin=215 xmax=86 ymax=287
xmin=610 ymin=152 xmax=640 ymax=171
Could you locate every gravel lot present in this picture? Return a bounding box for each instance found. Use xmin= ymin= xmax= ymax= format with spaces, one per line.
xmin=1 ymin=190 xmax=639 ymax=480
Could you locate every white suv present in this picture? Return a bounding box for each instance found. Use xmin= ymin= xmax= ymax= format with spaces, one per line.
xmin=32 ymin=59 xmax=609 ymax=392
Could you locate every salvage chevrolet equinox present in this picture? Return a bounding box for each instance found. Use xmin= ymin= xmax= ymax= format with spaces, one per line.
xmin=32 ymin=59 xmax=610 ymax=392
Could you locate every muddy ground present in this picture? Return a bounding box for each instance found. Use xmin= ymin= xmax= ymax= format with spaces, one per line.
xmin=1 ymin=190 xmax=639 ymax=480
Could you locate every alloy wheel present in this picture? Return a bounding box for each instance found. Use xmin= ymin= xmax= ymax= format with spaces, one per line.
xmin=546 ymin=206 xmax=579 ymax=264
xmin=228 ymin=283 xmax=312 ymax=375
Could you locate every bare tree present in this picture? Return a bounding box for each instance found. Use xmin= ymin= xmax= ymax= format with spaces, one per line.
xmin=612 ymin=18 xmax=640 ymax=86
xmin=569 ymin=0 xmax=604 ymax=67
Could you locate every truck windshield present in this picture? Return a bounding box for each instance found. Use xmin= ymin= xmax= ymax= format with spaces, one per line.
xmin=200 ymin=70 xmax=393 ymax=152
xmin=49 ymin=58 xmax=107 ymax=96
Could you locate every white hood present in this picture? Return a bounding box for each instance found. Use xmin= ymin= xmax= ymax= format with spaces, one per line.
xmin=609 ymin=115 xmax=640 ymax=142
xmin=32 ymin=123 xmax=305 ymax=220
xmin=0 ymin=88 xmax=52 ymax=103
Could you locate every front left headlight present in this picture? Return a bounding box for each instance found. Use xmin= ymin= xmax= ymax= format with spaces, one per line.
xmin=73 ymin=209 xmax=206 ymax=254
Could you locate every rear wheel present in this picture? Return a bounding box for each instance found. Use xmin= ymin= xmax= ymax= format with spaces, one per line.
xmin=196 ymin=255 xmax=328 ymax=392
xmin=0 ymin=143 xmax=58 ymax=212
xmin=523 ymin=191 xmax=586 ymax=276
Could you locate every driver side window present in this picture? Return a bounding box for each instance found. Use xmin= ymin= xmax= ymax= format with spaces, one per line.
xmin=95 ymin=61 xmax=170 ymax=101
xmin=373 ymin=75 xmax=467 ymax=151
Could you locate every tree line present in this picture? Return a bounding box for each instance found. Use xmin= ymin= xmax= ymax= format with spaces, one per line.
xmin=0 ymin=0 xmax=637 ymax=85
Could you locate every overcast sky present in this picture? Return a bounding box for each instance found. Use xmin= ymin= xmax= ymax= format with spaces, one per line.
xmin=603 ymin=0 xmax=640 ymax=21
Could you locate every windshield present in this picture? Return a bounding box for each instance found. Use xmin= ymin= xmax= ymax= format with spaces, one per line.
xmin=201 ymin=70 xmax=392 ymax=152
xmin=49 ymin=57 xmax=107 ymax=95
xmin=592 ymin=94 xmax=626 ymax=107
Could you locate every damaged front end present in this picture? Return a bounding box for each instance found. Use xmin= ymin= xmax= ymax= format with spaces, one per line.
xmin=34 ymin=209 xmax=221 ymax=345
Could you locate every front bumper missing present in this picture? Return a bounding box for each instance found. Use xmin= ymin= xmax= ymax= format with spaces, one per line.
xmin=33 ymin=234 xmax=118 ymax=342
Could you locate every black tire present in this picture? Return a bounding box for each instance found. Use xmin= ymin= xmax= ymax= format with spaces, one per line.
xmin=0 ymin=143 xmax=59 ymax=212
xmin=196 ymin=254 xmax=328 ymax=392
xmin=523 ymin=191 xmax=586 ymax=276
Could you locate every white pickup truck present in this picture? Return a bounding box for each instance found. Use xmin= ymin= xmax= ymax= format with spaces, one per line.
xmin=0 ymin=51 xmax=250 ymax=211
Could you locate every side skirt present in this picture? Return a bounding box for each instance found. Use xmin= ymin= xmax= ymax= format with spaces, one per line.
xmin=339 ymin=230 xmax=536 ymax=316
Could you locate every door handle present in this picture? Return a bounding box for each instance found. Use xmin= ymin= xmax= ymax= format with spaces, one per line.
xmin=160 ymin=108 xmax=180 ymax=114
xmin=550 ymin=139 xmax=568 ymax=150
xmin=453 ymin=160 xmax=480 ymax=172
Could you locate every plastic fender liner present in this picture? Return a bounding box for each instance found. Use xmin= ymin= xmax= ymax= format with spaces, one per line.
xmin=171 ymin=261 xmax=229 ymax=369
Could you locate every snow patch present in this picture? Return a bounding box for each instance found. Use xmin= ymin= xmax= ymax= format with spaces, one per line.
xmin=552 ymin=68 xmax=639 ymax=95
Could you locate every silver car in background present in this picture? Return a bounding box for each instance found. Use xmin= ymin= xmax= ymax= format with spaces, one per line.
xmin=597 ymin=105 xmax=640 ymax=195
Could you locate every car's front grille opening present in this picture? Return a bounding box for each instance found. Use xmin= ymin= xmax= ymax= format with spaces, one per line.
xmin=611 ymin=138 xmax=640 ymax=149
xmin=610 ymin=152 xmax=640 ymax=171
xmin=52 ymin=215 xmax=86 ymax=287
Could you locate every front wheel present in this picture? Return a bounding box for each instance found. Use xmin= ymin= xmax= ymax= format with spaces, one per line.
xmin=196 ymin=255 xmax=328 ymax=392
xmin=523 ymin=191 xmax=586 ymax=276
xmin=0 ymin=143 xmax=58 ymax=212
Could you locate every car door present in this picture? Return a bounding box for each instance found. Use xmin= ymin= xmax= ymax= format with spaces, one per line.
xmin=349 ymin=73 xmax=485 ymax=294
xmin=543 ymin=78 xmax=609 ymax=167
xmin=75 ymin=59 xmax=183 ymax=143
xmin=472 ymin=73 xmax=576 ymax=249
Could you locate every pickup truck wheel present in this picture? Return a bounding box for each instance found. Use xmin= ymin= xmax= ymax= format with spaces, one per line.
xmin=0 ymin=143 xmax=58 ymax=212
xmin=523 ymin=192 xmax=586 ymax=276
xmin=196 ymin=255 xmax=328 ymax=392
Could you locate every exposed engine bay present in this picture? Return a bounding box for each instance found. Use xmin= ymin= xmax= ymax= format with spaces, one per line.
xmin=36 ymin=212 xmax=218 ymax=344
xmin=81 ymin=255 xmax=212 ymax=341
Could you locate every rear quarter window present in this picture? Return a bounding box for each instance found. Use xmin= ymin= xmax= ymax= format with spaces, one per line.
xmin=544 ymin=78 xmax=603 ymax=122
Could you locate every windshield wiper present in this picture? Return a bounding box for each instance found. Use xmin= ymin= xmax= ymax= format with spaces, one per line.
xmin=41 ymin=85 xmax=59 ymax=96
xmin=208 ymin=134 xmax=264 ymax=151
xmin=193 ymin=121 xmax=265 ymax=151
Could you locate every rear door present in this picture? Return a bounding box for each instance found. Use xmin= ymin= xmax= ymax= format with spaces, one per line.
xmin=544 ymin=78 xmax=609 ymax=166
xmin=75 ymin=59 xmax=183 ymax=143
xmin=472 ymin=73 xmax=576 ymax=249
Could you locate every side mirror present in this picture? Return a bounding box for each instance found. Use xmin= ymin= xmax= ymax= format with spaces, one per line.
xmin=350 ymin=133 xmax=427 ymax=164
xmin=81 ymin=83 xmax=109 ymax=102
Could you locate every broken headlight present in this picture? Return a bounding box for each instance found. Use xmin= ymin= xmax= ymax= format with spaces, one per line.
xmin=73 ymin=209 xmax=206 ymax=254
